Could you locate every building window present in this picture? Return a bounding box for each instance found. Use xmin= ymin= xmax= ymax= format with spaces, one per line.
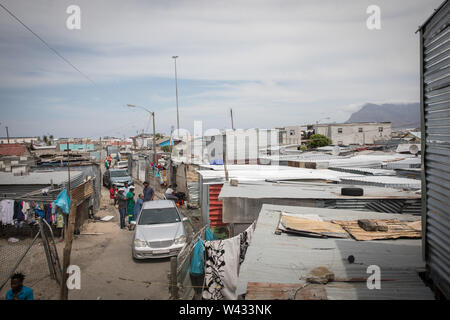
xmin=338 ymin=128 xmax=343 ymax=133
xmin=378 ymin=127 xmax=383 ymax=132
xmin=358 ymin=128 xmax=363 ymax=133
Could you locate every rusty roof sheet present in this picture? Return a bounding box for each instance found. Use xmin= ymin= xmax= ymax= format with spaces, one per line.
xmin=0 ymin=143 xmax=27 ymax=156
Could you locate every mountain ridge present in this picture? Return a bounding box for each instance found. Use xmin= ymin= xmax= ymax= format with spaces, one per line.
xmin=346 ymin=103 xmax=420 ymax=129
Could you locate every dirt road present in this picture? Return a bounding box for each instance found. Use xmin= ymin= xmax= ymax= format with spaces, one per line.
xmin=67 ymin=178 xmax=171 ymax=300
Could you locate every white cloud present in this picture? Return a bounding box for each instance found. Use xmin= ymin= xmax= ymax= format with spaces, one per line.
xmin=0 ymin=0 xmax=443 ymax=136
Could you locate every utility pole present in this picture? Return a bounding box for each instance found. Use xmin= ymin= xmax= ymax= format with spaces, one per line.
xmin=66 ymin=142 xmax=71 ymax=193
xmin=152 ymin=111 xmax=156 ymax=171
xmin=230 ymin=108 xmax=235 ymax=130
xmin=172 ymin=56 xmax=180 ymax=136
xmin=127 ymin=104 xmax=157 ymax=178
xmin=60 ymin=141 xmax=71 ymax=300
xmin=223 ymin=132 xmax=229 ymax=181
xmin=6 ymin=126 xmax=10 ymax=143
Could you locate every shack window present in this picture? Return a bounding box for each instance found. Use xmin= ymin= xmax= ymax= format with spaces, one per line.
xmin=358 ymin=128 xmax=363 ymax=132
xmin=338 ymin=128 xmax=343 ymax=133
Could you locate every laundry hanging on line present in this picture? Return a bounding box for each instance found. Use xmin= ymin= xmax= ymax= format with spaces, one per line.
xmin=202 ymin=222 xmax=255 ymax=300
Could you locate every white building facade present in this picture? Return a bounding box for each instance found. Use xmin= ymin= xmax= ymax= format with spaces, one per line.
xmin=315 ymin=122 xmax=392 ymax=145
xmin=278 ymin=126 xmax=305 ymax=145
xmin=0 ymin=137 xmax=40 ymax=144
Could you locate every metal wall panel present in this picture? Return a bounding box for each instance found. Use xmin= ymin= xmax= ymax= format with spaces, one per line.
xmin=420 ymin=0 xmax=450 ymax=298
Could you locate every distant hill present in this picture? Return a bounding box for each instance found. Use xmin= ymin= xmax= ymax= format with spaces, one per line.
xmin=346 ymin=103 xmax=420 ymax=129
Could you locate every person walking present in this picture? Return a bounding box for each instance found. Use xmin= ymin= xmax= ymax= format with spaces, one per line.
xmin=133 ymin=194 xmax=144 ymax=221
xmin=107 ymin=155 xmax=112 ymax=168
xmin=123 ymin=182 xmax=130 ymax=195
xmin=143 ymin=181 xmax=154 ymax=202
xmin=109 ymin=184 xmax=117 ymax=205
xmin=6 ymin=272 xmax=34 ymax=300
xmin=126 ymin=186 xmax=136 ymax=225
xmin=104 ymin=159 xmax=109 ymax=170
xmin=117 ymin=188 xmax=127 ymax=229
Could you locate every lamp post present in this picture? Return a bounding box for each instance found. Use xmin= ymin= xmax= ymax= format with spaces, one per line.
xmin=172 ymin=56 xmax=180 ymax=137
xmin=127 ymin=104 xmax=157 ymax=175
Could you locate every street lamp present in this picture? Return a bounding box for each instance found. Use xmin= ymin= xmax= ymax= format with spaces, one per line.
xmin=172 ymin=56 xmax=180 ymax=137
xmin=127 ymin=104 xmax=157 ymax=173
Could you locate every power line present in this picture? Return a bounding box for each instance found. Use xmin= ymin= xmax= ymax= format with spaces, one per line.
xmin=0 ymin=2 xmax=97 ymax=86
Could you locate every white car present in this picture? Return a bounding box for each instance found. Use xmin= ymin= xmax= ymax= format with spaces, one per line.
xmin=132 ymin=200 xmax=188 ymax=259
xmin=115 ymin=160 xmax=128 ymax=169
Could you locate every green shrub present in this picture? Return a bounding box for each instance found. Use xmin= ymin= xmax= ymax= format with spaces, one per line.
xmin=307 ymin=134 xmax=332 ymax=148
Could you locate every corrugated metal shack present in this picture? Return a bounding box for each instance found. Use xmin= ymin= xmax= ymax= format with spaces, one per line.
xmin=0 ymin=163 xmax=102 ymax=213
xmin=218 ymin=181 xmax=422 ymax=236
xmin=0 ymin=170 xmax=84 ymax=202
xmin=237 ymin=204 xmax=434 ymax=300
xmin=418 ymin=0 xmax=450 ymax=299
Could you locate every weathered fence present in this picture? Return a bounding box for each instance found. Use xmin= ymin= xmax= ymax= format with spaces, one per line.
xmin=0 ymin=217 xmax=61 ymax=299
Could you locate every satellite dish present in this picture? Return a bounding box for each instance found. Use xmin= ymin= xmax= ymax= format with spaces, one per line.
xmin=409 ymin=144 xmax=419 ymax=155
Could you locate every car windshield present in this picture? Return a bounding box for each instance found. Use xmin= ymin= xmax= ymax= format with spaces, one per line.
xmin=110 ymin=170 xmax=128 ymax=177
xmin=138 ymin=207 xmax=180 ymax=225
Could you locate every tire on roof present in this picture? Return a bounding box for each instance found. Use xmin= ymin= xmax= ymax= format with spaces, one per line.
xmin=341 ymin=187 xmax=364 ymax=196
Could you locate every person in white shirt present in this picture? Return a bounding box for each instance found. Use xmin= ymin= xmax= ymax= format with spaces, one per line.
xmin=165 ymin=185 xmax=178 ymax=202
xmin=123 ymin=182 xmax=130 ymax=195
xmin=165 ymin=185 xmax=174 ymax=196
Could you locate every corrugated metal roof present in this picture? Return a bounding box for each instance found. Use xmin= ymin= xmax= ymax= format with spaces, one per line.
xmin=384 ymin=158 xmax=422 ymax=169
xmin=218 ymin=181 xmax=421 ymax=200
xmin=0 ymin=170 xmax=83 ymax=185
xmin=237 ymin=204 xmax=434 ymax=300
xmin=328 ymin=167 xmax=397 ymax=176
xmin=198 ymin=165 xmax=365 ymax=182
xmin=340 ymin=176 xmax=422 ymax=190
xmin=260 ymin=153 xmax=419 ymax=169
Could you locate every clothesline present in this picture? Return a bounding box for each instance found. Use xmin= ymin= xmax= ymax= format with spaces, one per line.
xmin=0 ymin=198 xmax=63 ymax=227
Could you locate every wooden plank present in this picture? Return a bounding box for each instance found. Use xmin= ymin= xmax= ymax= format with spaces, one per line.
xmin=59 ymin=204 xmax=77 ymax=300
xmin=333 ymin=219 xmax=421 ymax=241
xmin=170 ymin=257 xmax=179 ymax=299
xmin=281 ymin=215 xmax=349 ymax=238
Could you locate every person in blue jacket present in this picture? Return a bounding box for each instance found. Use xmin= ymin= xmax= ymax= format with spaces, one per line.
xmin=6 ymin=272 xmax=34 ymax=300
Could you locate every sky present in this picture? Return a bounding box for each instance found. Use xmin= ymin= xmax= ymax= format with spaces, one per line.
xmin=0 ymin=0 xmax=444 ymax=138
